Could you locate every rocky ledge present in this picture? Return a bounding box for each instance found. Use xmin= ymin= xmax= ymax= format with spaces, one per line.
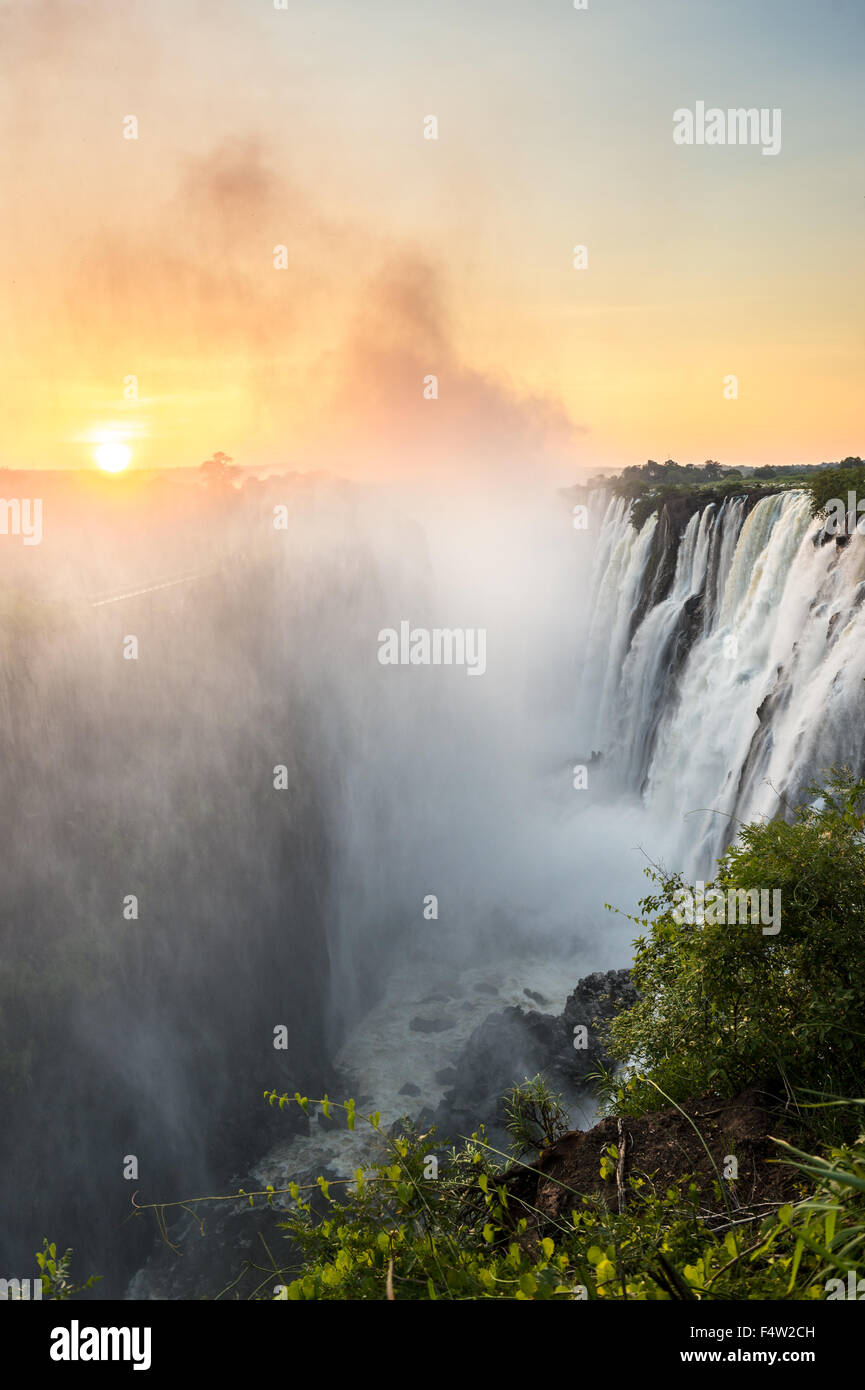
xmin=427 ymin=968 xmax=637 ymax=1151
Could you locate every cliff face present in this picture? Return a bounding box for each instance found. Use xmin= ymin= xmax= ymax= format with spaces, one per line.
xmin=583 ymin=487 xmax=865 ymax=875
xmin=629 ymin=488 xmax=777 ymax=637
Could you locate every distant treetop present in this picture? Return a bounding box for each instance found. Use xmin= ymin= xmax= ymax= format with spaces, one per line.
xmin=200 ymin=452 xmax=240 ymax=488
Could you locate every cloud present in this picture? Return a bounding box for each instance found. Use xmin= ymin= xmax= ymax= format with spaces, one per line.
xmin=320 ymin=251 xmax=583 ymax=481
xmin=3 ymin=17 xmax=583 ymax=482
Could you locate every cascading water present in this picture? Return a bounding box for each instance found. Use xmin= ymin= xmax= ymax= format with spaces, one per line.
xmin=582 ymin=488 xmax=865 ymax=876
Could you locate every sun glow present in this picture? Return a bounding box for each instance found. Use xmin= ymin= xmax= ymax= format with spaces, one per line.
xmin=94 ymin=441 xmax=131 ymax=473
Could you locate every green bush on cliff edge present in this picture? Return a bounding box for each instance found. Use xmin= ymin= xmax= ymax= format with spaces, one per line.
xmin=605 ymin=771 xmax=865 ymax=1121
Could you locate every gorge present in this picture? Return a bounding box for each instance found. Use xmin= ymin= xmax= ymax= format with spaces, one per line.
xmin=0 ymin=470 xmax=862 ymax=1299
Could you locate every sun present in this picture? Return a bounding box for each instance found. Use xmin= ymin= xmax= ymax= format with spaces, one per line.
xmin=94 ymin=441 xmax=131 ymax=473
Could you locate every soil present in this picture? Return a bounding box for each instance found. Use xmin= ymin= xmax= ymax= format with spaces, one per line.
xmin=505 ymin=1083 xmax=805 ymax=1226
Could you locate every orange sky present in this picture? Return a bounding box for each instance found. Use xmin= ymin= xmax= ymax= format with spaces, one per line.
xmin=1 ymin=0 xmax=862 ymax=481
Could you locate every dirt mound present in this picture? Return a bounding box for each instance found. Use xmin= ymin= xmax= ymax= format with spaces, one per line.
xmin=507 ymin=1084 xmax=803 ymax=1226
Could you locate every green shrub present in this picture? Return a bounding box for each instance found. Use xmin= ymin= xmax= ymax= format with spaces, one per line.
xmin=503 ymin=1074 xmax=570 ymax=1156
xmin=604 ymin=772 xmax=865 ymax=1118
xmin=807 ymin=465 xmax=865 ymax=520
xmin=258 ymin=1092 xmax=837 ymax=1300
xmin=35 ymin=1239 xmax=101 ymax=1299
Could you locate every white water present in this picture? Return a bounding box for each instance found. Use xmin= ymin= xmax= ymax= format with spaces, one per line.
xmin=582 ymin=489 xmax=865 ymax=875
xmin=251 ymin=951 xmax=600 ymax=1196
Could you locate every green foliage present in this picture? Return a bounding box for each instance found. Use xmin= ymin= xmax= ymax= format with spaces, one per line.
xmin=806 ymin=464 xmax=865 ymax=520
xmin=503 ymin=1074 xmax=570 ymax=1156
xmin=617 ymin=478 xmax=799 ymax=533
xmin=260 ymin=1090 xmax=861 ymax=1300
xmin=616 ymin=460 xmax=731 ymax=489
xmin=772 ymin=1122 xmax=865 ymax=1290
xmin=608 ymin=457 xmax=836 ymax=531
xmin=35 ymin=1239 xmax=101 ymax=1300
xmin=604 ymin=772 xmax=865 ymax=1119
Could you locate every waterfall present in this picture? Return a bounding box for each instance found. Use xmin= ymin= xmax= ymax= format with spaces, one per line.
xmin=581 ymin=488 xmax=865 ymax=875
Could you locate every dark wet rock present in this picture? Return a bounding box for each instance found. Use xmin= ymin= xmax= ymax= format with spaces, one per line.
xmin=431 ymin=968 xmax=637 ymax=1153
xmin=410 ymin=1016 xmax=454 ymax=1033
xmin=523 ymin=988 xmax=548 ymax=1006
xmin=567 ymin=973 xmax=639 ymax=1067
xmin=399 ymin=1082 xmax=422 ymax=1097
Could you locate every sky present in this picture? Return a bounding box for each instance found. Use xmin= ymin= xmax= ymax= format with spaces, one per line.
xmin=0 ymin=0 xmax=862 ymax=480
